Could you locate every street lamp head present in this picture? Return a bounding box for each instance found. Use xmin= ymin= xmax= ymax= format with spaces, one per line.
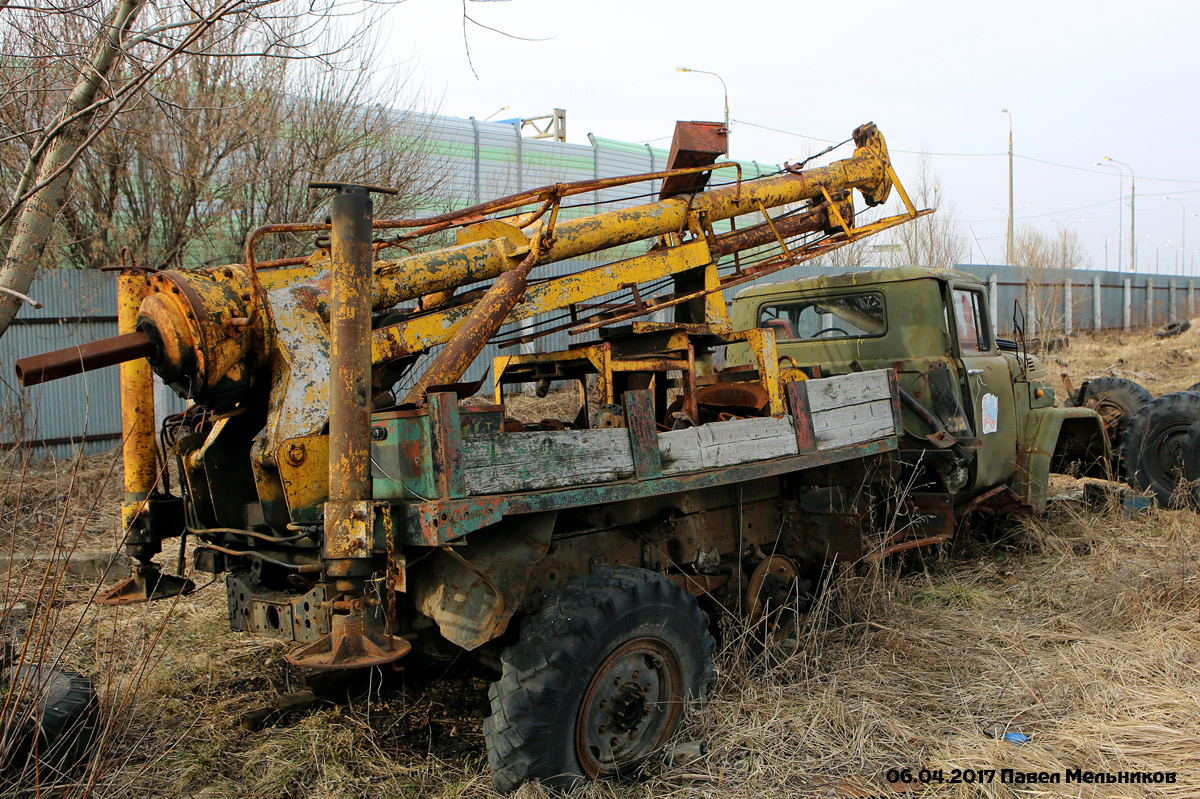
xmin=676 ymin=66 xmax=691 ymax=72
xmin=1103 ymin=156 xmax=1114 ymax=162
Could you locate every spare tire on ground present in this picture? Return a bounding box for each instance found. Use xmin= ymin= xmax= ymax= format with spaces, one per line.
xmin=1188 ymin=381 xmax=1200 ymax=393
xmin=1121 ymin=391 xmax=1200 ymax=506
xmin=1068 ymin=377 xmax=1154 ymax=467
xmin=1155 ymin=320 xmax=1190 ymax=339
xmin=1 ymin=665 xmax=98 ymax=778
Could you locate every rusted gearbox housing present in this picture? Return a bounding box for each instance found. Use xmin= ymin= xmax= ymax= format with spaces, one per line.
xmin=136 ymin=268 xmax=271 ymax=408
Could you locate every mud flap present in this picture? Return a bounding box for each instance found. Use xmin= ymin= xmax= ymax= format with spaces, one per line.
xmin=410 ymin=512 xmax=556 ymax=650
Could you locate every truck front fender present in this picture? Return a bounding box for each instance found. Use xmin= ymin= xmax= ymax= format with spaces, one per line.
xmin=1015 ymin=407 xmax=1111 ymax=512
xmin=409 ymin=511 xmax=556 ymax=651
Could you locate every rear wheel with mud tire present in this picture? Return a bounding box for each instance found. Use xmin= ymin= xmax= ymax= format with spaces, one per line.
xmin=1121 ymin=391 xmax=1200 ymax=505
xmin=483 ymin=566 xmax=714 ymax=793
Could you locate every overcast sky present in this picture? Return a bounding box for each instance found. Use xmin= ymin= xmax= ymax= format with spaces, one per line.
xmin=371 ymin=0 xmax=1200 ymax=275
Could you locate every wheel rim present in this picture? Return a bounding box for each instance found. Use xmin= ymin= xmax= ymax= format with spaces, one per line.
xmin=575 ymin=637 xmax=683 ymax=778
xmin=1091 ymin=398 xmax=1132 ymax=437
xmin=1141 ymin=421 xmax=1192 ymax=489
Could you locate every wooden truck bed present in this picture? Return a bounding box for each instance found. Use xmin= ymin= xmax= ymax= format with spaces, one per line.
xmin=371 ymin=369 xmax=902 ymax=546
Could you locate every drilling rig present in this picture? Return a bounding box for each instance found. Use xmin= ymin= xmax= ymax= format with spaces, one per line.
xmin=17 ymin=121 xmax=936 ymax=790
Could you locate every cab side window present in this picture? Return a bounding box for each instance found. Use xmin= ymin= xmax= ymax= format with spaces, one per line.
xmin=952 ymin=289 xmax=991 ymax=352
xmin=758 ymin=292 xmax=887 ymax=341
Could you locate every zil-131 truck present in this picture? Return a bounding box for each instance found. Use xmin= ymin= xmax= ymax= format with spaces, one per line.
xmin=15 ymin=121 xmax=1109 ymax=791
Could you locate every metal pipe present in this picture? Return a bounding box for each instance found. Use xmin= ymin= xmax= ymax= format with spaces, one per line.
xmin=402 ymin=251 xmax=538 ymax=404
xmin=710 ymin=198 xmax=850 ymax=256
xmin=117 ymin=272 xmax=159 ymax=516
xmin=328 ymin=189 xmax=374 ymax=505
xmin=368 ymin=124 xmax=889 ymax=310
xmin=14 ymin=331 xmax=154 ymax=386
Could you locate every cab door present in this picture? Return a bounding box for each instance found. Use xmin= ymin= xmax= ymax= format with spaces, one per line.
xmin=948 ymin=284 xmax=1018 ymax=488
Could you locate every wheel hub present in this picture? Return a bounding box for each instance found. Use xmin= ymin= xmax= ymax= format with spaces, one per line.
xmin=575 ymin=638 xmax=682 ymax=777
xmin=1146 ymin=423 xmax=1192 ymax=485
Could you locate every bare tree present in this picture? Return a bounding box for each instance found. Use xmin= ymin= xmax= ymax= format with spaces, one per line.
xmin=1012 ymin=224 xmax=1091 ymax=335
xmin=882 ymin=153 xmax=967 ymax=270
xmin=39 ymin=22 xmax=445 ymax=270
xmin=0 ymin=0 xmax=483 ymax=333
xmin=219 ymin=56 xmax=444 ymax=263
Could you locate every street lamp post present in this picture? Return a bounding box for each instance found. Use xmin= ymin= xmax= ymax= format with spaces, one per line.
xmin=482 ymin=104 xmax=511 ymax=122
xmin=1104 ymin=156 xmax=1136 ymax=273
xmin=1095 ymin=161 xmax=1123 ymax=272
xmin=1093 ymin=230 xmax=1117 ymax=271
xmin=1002 ymin=109 xmax=1014 ymax=265
xmin=1157 ymin=241 xmax=1172 ymax=273
xmin=1164 ymin=196 xmax=1186 ymax=275
xmin=677 ymin=67 xmax=730 ymax=152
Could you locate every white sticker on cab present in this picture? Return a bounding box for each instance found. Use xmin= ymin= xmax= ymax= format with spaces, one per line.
xmin=981 ymin=392 xmax=998 ymax=434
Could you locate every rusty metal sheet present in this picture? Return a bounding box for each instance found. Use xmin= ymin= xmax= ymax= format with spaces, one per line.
xmin=277 ymin=434 xmax=329 ymax=524
xmin=623 ymin=389 xmax=662 ymax=480
xmin=428 ymin=392 xmax=465 ymax=498
xmin=323 ymin=499 xmax=374 ymax=561
xmin=409 ymin=512 xmax=555 ymax=650
xmin=697 ymin=382 xmax=770 ymax=415
xmin=659 ymin=121 xmax=728 ymax=199
xmin=784 ymin=380 xmax=817 ymax=454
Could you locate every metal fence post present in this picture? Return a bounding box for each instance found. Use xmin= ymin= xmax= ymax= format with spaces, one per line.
xmin=1092 ymin=275 xmax=1101 ymax=331
xmin=1146 ymin=278 xmax=1154 ymax=328
xmin=1064 ymin=279 xmax=1073 ymax=336
xmin=588 ymin=132 xmax=600 ymax=210
xmin=1191 ymin=280 xmax=1196 ymax=317
xmin=513 ymin=120 xmax=523 ymax=193
xmin=1123 ymin=278 xmax=1132 ymax=331
xmin=1170 ymin=279 xmax=1178 ymax=322
xmin=469 ymin=116 xmax=481 ymax=205
xmin=645 ymin=143 xmax=657 ymax=196
xmin=1027 ymin=282 xmax=1037 ymax=340
xmin=988 ymin=274 xmax=998 ymax=334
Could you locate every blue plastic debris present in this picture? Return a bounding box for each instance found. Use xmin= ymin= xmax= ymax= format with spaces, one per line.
xmin=1004 ymin=732 xmax=1029 ymax=744
xmin=1122 ymin=495 xmax=1153 ymax=516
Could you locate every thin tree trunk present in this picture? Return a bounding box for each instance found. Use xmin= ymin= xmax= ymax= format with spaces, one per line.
xmin=0 ymin=0 xmax=143 ymax=335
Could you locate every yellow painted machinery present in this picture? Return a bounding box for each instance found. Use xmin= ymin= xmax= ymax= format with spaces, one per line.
xmin=17 ymin=120 xmax=921 ymax=648
xmin=15 ymin=120 xmax=931 ymax=788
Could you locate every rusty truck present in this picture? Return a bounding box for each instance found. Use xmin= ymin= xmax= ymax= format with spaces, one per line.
xmin=14 ymin=121 xmax=1110 ymax=791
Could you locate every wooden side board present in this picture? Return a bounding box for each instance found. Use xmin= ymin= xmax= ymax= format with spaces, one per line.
xmin=460 ymin=369 xmax=897 ymax=496
xmin=660 ymin=416 xmax=798 ymax=475
xmin=462 ymin=428 xmax=634 ymax=495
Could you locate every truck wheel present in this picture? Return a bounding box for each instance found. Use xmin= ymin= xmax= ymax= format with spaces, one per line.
xmin=1180 ymin=420 xmax=1200 ymax=507
xmin=1072 ymin=377 xmax=1153 ymax=463
xmin=484 ymin=566 xmax=714 ymax=793
xmin=1121 ymin=391 xmax=1200 ymax=506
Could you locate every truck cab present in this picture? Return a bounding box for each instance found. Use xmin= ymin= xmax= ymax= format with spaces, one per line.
xmin=725 ymin=266 xmax=1109 ymax=511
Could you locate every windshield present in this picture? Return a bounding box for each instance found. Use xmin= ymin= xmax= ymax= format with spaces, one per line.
xmin=757 ymin=292 xmax=887 ymax=340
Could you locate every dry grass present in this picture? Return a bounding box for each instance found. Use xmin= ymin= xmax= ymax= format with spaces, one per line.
xmin=1048 ymin=322 xmax=1200 ymax=395
xmin=3 ymin=329 xmax=1200 ymax=798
